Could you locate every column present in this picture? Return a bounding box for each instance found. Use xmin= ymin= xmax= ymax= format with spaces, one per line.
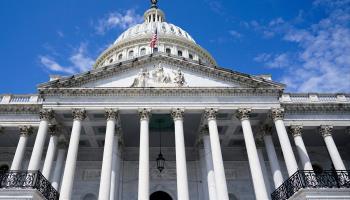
xmin=110 ymin=132 xmax=122 ymax=200
xmin=28 ymin=109 xmax=54 ymax=170
xmin=257 ymin=148 xmax=272 ymax=195
xmin=138 ymin=108 xmax=151 ymax=200
xmin=99 ymin=109 xmax=118 ymax=200
xmin=171 ymin=108 xmax=190 ymax=200
xmin=11 ymin=126 xmax=33 ymax=170
xmin=271 ymin=108 xmax=298 ymax=176
xmin=201 ymin=126 xmax=217 ymax=200
xmin=51 ymin=141 xmax=67 ymax=191
xmin=236 ymin=108 xmax=269 ymax=200
xmin=261 ymin=125 xmax=284 ymax=189
xmin=42 ymin=125 xmax=59 ymax=179
xmin=204 ymin=108 xmax=229 ymax=200
xmin=320 ymin=125 xmax=346 ymax=170
xmin=289 ymin=125 xmax=313 ymax=171
xmin=59 ymin=109 xmax=86 ymax=200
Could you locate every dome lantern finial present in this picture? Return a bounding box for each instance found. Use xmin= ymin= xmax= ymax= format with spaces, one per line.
xmin=151 ymin=0 xmax=158 ymax=8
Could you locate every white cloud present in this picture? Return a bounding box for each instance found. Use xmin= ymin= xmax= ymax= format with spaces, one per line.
xmin=39 ymin=43 xmax=94 ymax=75
xmin=254 ymin=0 xmax=350 ymax=92
xmin=229 ymin=30 xmax=243 ymax=38
xmin=95 ymin=9 xmax=143 ymax=35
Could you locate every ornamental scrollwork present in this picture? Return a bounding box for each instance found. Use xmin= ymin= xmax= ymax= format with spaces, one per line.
xmin=319 ymin=125 xmax=333 ymax=138
xmin=72 ymin=109 xmax=86 ymax=121
xmin=289 ymin=125 xmax=303 ymax=137
xmin=204 ymin=108 xmax=218 ymax=121
xmin=105 ymin=109 xmax=119 ymax=121
xmin=139 ymin=108 xmax=151 ymax=120
xmin=19 ymin=126 xmax=33 ymax=137
xmin=171 ymin=108 xmax=185 ymax=120
xmin=236 ymin=108 xmax=252 ymax=121
xmin=271 ymin=108 xmax=285 ymax=121
xmin=39 ymin=109 xmax=54 ymax=121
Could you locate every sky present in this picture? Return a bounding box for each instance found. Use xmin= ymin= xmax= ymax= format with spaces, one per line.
xmin=0 ymin=0 xmax=349 ymax=94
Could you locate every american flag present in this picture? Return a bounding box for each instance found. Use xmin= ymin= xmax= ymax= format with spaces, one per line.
xmin=150 ymin=28 xmax=158 ymax=49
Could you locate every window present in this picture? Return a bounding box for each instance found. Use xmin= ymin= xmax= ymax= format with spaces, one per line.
xmin=178 ymin=50 xmax=183 ymax=57
xmin=189 ymin=54 xmax=193 ymax=60
xmin=165 ymin=48 xmax=171 ymax=54
xmin=129 ymin=50 xmax=134 ymax=58
xmin=118 ymin=54 xmax=123 ymax=60
xmin=140 ymin=48 xmax=146 ymax=56
xmin=109 ymin=58 xmax=114 ymax=63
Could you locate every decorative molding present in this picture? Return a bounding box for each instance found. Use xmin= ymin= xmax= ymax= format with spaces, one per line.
xmin=72 ymin=109 xmax=86 ymax=121
xmin=19 ymin=125 xmax=33 ymax=137
xmin=138 ymin=108 xmax=151 ymax=120
xmin=171 ymin=108 xmax=185 ymax=120
xmin=236 ymin=108 xmax=251 ymax=121
xmin=271 ymin=108 xmax=285 ymax=121
xmin=319 ymin=125 xmax=333 ymax=138
xmin=204 ymin=108 xmax=218 ymax=121
xmin=0 ymin=104 xmax=42 ymax=114
xmin=39 ymin=109 xmax=54 ymax=121
xmin=289 ymin=125 xmax=303 ymax=137
xmin=282 ymin=103 xmax=350 ymax=113
xmin=105 ymin=109 xmax=119 ymax=121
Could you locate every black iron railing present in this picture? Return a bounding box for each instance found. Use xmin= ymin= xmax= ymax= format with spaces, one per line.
xmin=0 ymin=170 xmax=59 ymax=200
xmin=271 ymin=170 xmax=350 ymax=200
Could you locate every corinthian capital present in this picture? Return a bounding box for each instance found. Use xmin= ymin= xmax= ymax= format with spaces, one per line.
xmin=171 ymin=108 xmax=185 ymax=120
xmin=105 ymin=109 xmax=119 ymax=121
xmin=48 ymin=125 xmax=60 ymax=136
xmin=319 ymin=125 xmax=333 ymax=138
xmin=139 ymin=108 xmax=151 ymax=120
xmin=39 ymin=109 xmax=54 ymax=121
xmin=236 ymin=108 xmax=252 ymax=121
xmin=289 ymin=125 xmax=303 ymax=137
xmin=204 ymin=108 xmax=218 ymax=120
xmin=19 ymin=125 xmax=33 ymax=136
xmin=271 ymin=108 xmax=285 ymax=121
xmin=72 ymin=109 xmax=86 ymax=121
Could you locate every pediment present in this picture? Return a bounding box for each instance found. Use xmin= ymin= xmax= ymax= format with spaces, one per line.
xmin=38 ymin=54 xmax=284 ymax=90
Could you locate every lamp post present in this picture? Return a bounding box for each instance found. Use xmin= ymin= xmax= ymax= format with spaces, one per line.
xmin=156 ymin=119 xmax=165 ymax=173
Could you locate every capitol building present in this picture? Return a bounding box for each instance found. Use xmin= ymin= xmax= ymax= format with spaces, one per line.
xmin=0 ymin=1 xmax=349 ymax=200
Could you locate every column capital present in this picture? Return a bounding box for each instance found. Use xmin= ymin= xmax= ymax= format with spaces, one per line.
xmin=319 ymin=125 xmax=333 ymax=138
xmin=204 ymin=108 xmax=218 ymax=120
xmin=289 ymin=125 xmax=303 ymax=137
xmin=138 ymin=108 xmax=151 ymax=120
xmin=271 ymin=108 xmax=285 ymax=121
xmin=39 ymin=109 xmax=54 ymax=121
xmin=48 ymin=125 xmax=60 ymax=136
xmin=171 ymin=108 xmax=185 ymax=120
xmin=105 ymin=109 xmax=119 ymax=121
xmin=19 ymin=125 xmax=33 ymax=136
xmin=236 ymin=108 xmax=252 ymax=121
xmin=72 ymin=109 xmax=86 ymax=121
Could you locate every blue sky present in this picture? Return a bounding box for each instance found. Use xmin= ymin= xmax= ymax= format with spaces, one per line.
xmin=0 ymin=0 xmax=349 ymax=94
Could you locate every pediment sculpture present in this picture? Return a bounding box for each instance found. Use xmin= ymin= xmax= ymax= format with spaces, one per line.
xmin=131 ymin=63 xmax=187 ymax=87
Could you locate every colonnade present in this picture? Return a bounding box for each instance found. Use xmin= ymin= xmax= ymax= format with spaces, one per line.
xmin=7 ymin=107 xmax=348 ymax=200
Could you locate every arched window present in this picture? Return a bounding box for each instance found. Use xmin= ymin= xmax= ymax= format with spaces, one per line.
xmin=129 ymin=50 xmax=134 ymax=58
xmin=165 ymin=48 xmax=171 ymax=54
xmin=140 ymin=48 xmax=146 ymax=56
xmin=118 ymin=54 xmax=123 ymax=60
xmin=189 ymin=54 xmax=193 ymax=60
xmin=178 ymin=50 xmax=183 ymax=57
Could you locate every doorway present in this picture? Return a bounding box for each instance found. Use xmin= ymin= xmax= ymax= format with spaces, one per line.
xmin=150 ymin=191 xmax=172 ymax=200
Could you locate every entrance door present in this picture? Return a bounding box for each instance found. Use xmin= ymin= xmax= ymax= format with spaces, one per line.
xmin=150 ymin=191 xmax=172 ymax=200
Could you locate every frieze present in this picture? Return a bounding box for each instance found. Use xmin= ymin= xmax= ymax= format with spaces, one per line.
xmin=282 ymin=103 xmax=350 ymax=113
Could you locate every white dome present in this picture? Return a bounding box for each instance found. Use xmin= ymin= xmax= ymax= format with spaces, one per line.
xmin=114 ymin=21 xmax=196 ymax=44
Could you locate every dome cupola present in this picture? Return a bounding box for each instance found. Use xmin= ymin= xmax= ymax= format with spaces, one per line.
xmin=94 ymin=0 xmax=217 ymax=69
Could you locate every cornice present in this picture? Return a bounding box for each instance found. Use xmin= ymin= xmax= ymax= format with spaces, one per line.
xmin=38 ymin=87 xmax=282 ymax=97
xmin=282 ymin=103 xmax=350 ymax=112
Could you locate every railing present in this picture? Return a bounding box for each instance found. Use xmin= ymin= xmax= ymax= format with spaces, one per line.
xmin=0 ymin=170 xmax=59 ymax=200
xmin=271 ymin=170 xmax=350 ymax=200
